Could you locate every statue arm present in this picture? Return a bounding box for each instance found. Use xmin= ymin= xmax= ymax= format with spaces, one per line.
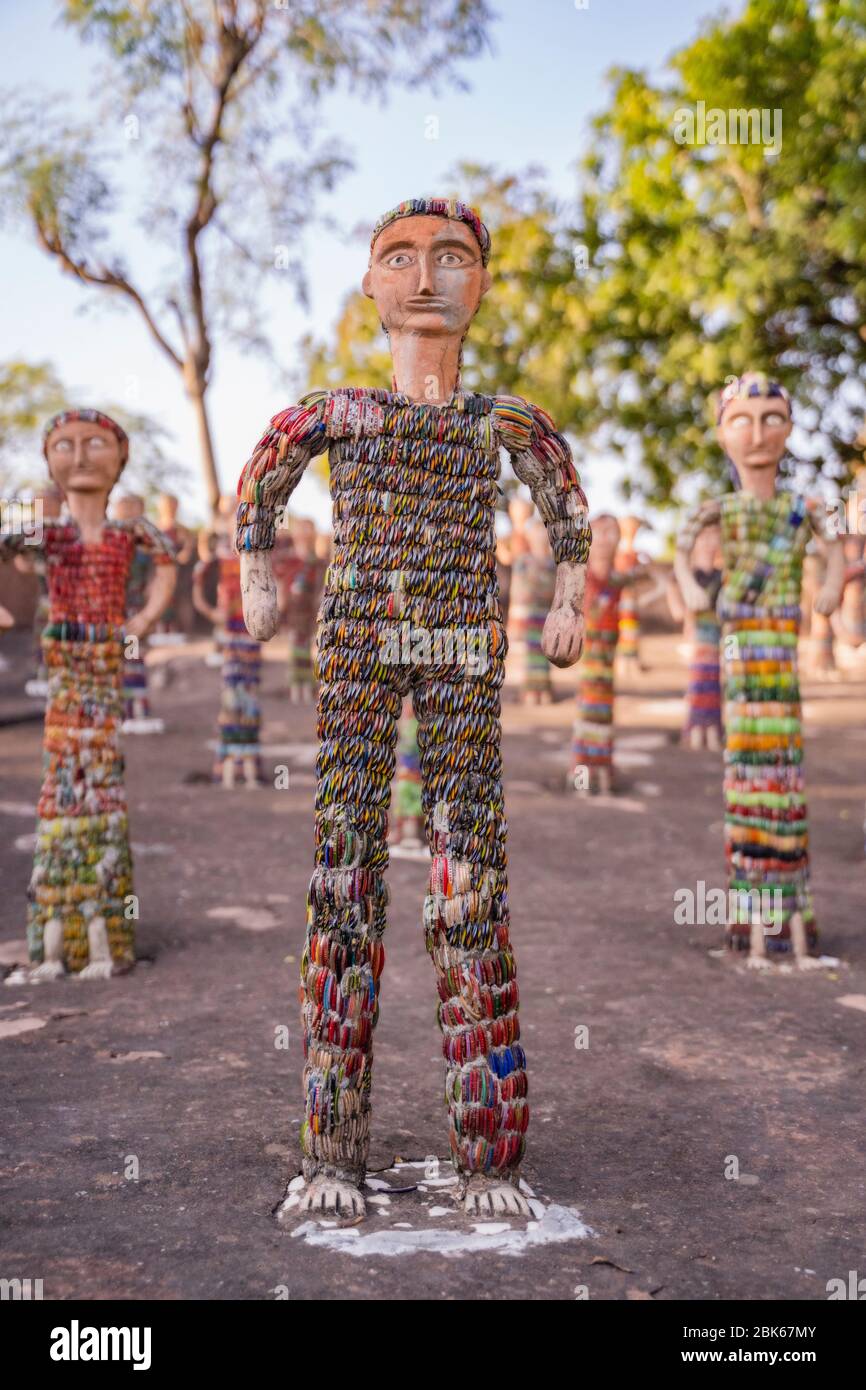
xmin=125 ymin=519 xmax=177 ymax=637
xmin=497 ymin=398 xmax=591 ymax=668
xmin=235 ymin=395 xmax=329 ymax=641
xmin=807 ymin=500 xmax=846 ymax=616
xmin=674 ymin=499 xmax=722 ymax=611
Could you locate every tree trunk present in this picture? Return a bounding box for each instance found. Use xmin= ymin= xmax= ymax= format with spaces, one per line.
xmin=187 ymin=377 xmax=221 ymax=517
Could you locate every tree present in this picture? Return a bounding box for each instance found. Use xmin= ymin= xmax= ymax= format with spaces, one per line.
xmin=308 ymin=1 xmax=866 ymax=511
xmin=0 ymin=0 xmax=493 ymax=513
xmin=569 ymin=0 xmax=866 ymax=506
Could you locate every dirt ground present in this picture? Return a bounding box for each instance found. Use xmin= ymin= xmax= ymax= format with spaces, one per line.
xmin=1 ymin=630 xmax=865 ymax=1301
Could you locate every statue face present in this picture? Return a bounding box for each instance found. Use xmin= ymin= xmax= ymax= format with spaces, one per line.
xmin=362 ymin=215 xmax=491 ymax=342
xmin=527 ymin=522 xmax=551 ymax=560
xmin=114 ymin=495 xmax=144 ymax=522
xmin=508 ymin=496 xmax=534 ymax=529
xmin=716 ymin=396 xmax=791 ymax=473
xmin=45 ymin=420 xmax=123 ymax=497
xmin=590 ymin=515 xmax=621 ymax=566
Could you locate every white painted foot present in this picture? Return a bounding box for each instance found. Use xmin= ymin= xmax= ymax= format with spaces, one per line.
xmin=76 ymin=917 xmax=115 ymax=980
xmin=15 ymin=917 xmax=66 ymax=982
xmin=461 ymin=1173 xmax=532 ymax=1218
xmin=279 ymin=1176 xmax=366 ymax=1222
xmin=746 ymin=953 xmax=774 ymax=971
xmin=31 ymin=959 xmax=67 ymax=982
xmin=76 ymin=960 xmax=115 ymax=980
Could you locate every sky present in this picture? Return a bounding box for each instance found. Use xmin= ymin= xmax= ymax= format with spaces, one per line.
xmin=0 ymin=0 xmax=722 ymax=541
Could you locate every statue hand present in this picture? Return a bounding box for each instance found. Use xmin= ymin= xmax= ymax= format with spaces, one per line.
xmin=240 ymin=549 xmax=279 ymax=640
xmin=542 ymin=605 xmax=584 ymax=668
xmin=125 ymin=612 xmax=149 ymax=641
xmin=680 ymin=575 xmax=711 ymax=612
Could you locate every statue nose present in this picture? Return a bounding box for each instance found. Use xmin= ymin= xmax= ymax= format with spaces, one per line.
xmin=416 ymin=255 xmax=435 ymax=293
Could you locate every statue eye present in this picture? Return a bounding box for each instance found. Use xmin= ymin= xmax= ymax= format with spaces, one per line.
xmin=387 ymin=252 xmax=413 ymax=268
xmin=728 ymin=415 xmax=751 ymax=429
xmin=86 ymin=436 xmax=108 ymax=449
xmin=439 ymin=251 xmax=464 ymax=266
xmin=765 ymin=412 xmax=787 ymax=426
xmin=51 ymin=439 xmax=73 ymax=453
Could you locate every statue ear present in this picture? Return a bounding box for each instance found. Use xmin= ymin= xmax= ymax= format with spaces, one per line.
xmin=361 ymin=268 xmax=374 ymax=299
xmin=479 ymin=267 xmax=492 ymax=299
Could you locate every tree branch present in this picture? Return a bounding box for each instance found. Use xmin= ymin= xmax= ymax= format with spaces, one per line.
xmin=33 ymin=219 xmax=183 ymax=370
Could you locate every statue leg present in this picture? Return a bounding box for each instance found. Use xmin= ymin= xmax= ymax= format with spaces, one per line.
xmin=282 ymin=647 xmax=401 ymax=1223
xmin=415 ymin=659 xmax=531 ymax=1218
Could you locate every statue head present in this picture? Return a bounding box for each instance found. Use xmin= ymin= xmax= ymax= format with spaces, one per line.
xmin=158 ymin=492 xmax=179 ymax=526
xmin=43 ymin=409 xmax=128 ymax=501
xmin=291 ymin=516 xmax=317 ymax=557
xmin=589 ymin=513 xmax=621 ymax=569
xmin=618 ymin=515 xmax=644 ymax=546
xmin=508 ymin=495 xmax=534 ymax=531
xmin=363 ymin=198 xmax=492 ymax=361
xmin=716 ymin=372 xmax=792 ymax=488
xmin=113 ymin=492 xmax=145 ymax=522
xmin=526 ymin=519 xmax=552 ymax=561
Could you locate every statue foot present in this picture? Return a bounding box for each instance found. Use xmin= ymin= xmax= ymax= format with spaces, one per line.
xmin=7 ymin=918 xmax=66 ymax=983
xmin=460 ymin=1173 xmax=531 ymax=1218
xmin=745 ymin=952 xmax=773 ymax=971
xmin=705 ymin=726 xmax=722 ymax=752
xmin=687 ymin=726 xmax=704 ymax=751
xmin=795 ymin=954 xmax=833 ymax=972
xmin=4 ymin=959 xmax=66 ymax=986
xmin=75 ymin=960 xmax=115 ymax=980
xmin=221 ymin=760 xmax=236 ymax=790
xmin=279 ymin=1175 xmax=366 ymax=1222
xmin=31 ymin=959 xmax=67 ymax=982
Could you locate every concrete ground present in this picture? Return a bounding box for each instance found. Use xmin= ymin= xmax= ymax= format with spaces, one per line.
xmin=1 ymin=631 xmax=865 ymax=1301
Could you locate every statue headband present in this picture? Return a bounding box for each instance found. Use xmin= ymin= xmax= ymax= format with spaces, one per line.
xmin=716 ymin=373 xmax=791 ymax=424
xmin=43 ymin=408 xmax=129 ymax=458
xmin=370 ymin=198 xmax=491 ymax=266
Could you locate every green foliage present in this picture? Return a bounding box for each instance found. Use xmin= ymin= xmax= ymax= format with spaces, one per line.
xmin=308 ymin=0 xmax=866 ymax=509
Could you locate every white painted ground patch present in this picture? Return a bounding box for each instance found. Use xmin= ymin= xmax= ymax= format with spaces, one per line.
xmin=206 ymin=906 xmax=279 ymax=932
xmin=286 ymin=1160 xmax=592 ymax=1258
xmin=291 ymin=1201 xmax=591 ymax=1258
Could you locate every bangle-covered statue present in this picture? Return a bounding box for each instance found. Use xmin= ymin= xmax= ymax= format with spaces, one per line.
xmin=667 ymin=520 xmax=724 ymax=750
xmin=193 ymin=495 xmax=265 ymax=789
xmin=572 ymin=514 xmax=657 ymax=795
xmin=675 ymin=373 xmax=845 ymax=968
xmin=1 ymin=410 xmax=176 ymax=982
xmin=236 ymin=198 xmax=590 ymax=1220
xmin=114 ymin=492 xmax=164 ymax=734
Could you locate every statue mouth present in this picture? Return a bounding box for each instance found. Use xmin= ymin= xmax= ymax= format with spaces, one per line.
xmin=405 ymin=298 xmax=450 ymax=310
